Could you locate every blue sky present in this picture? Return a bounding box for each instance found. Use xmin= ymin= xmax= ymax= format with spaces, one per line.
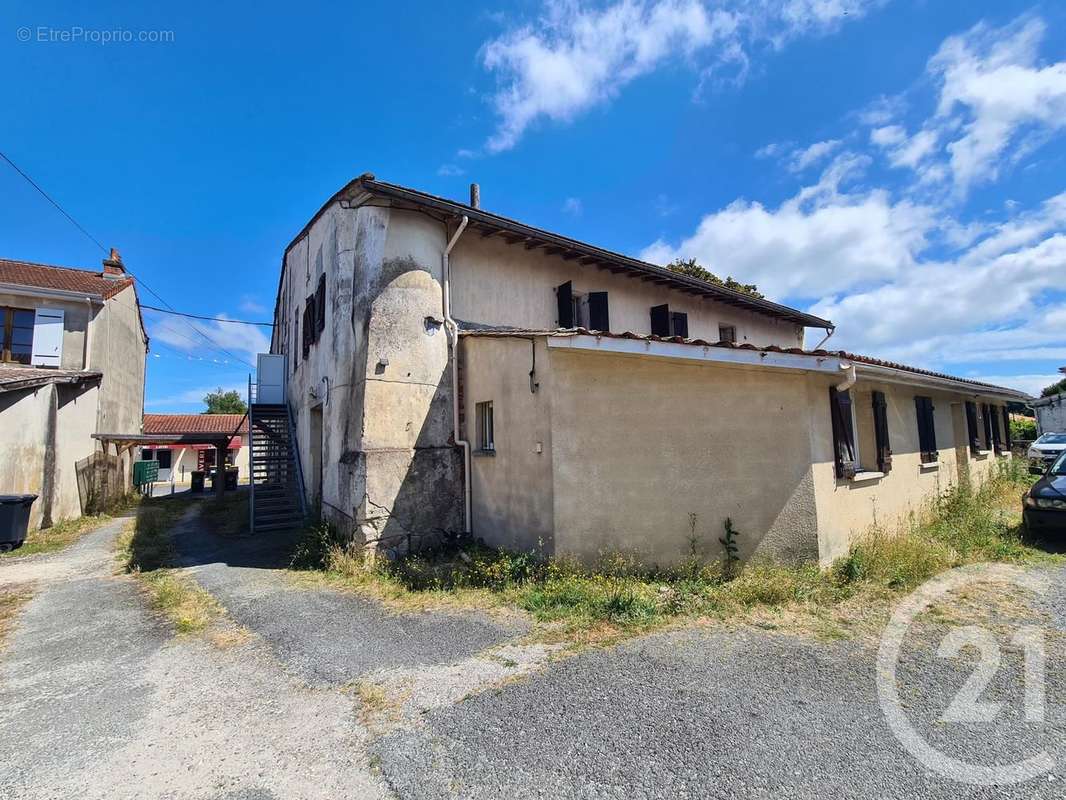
xmin=2 ymin=0 xmax=1065 ymax=409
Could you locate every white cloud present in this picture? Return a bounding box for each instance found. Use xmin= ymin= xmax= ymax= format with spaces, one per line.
xmin=641 ymin=153 xmax=936 ymax=299
xmin=149 ymin=313 xmax=270 ymax=368
xmin=239 ymin=296 xmax=267 ymax=315
xmin=145 ymin=383 xmax=245 ymax=410
xmin=562 ymin=196 xmax=584 ymax=216
xmin=480 ymin=0 xmax=882 ymax=151
xmin=437 ymin=163 xmax=466 ymax=177
xmin=863 ymin=15 xmax=1066 ymax=196
xmin=968 ymin=373 xmax=1063 ymax=397
xmin=788 ymin=138 xmax=841 ymax=171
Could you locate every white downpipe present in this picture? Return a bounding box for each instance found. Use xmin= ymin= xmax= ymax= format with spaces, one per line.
xmin=442 ymin=215 xmax=471 ymax=533
xmin=836 ymin=362 xmax=857 ymax=392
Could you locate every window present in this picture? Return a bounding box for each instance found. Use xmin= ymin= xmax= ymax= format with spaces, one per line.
xmin=293 ymin=310 xmax=299 ymax=372
xmin=989 ymin=405 xmax=1003 ymax=453
xmin=556 ymin=281 xmax=576 ymax=328
xmin=315 ymin=274 xmax=326 ymax=335
xmin=476 ymin=401 xmax=494 ymax=452
xmin=1002 ymin=406 xmax=1012 ymax=450
xmin=1 ymin=307 xmax=34 ymax=364
xmin=981 ymin=403 xmax=994 ymax=450
xmin=964 ymin=401 xmax=980 ymax=454
xmin=872 ymin=391 xmax=892 ymax=473
xmin=156 ymin=449 xmax=173 ymax=470
xmin=588 ymin=291 xmax=609 ymax=331
xmin=142 ymin=448 xmax=155 ymax=461
xmin=914 ymin=396 xmax=938 ymax=463
xmin=829 ymin=387 xmax=857 ymax=479
xmin=718 ymin=324 xmax=737 ymax=344
xmin=650 ymin=304 xmax=688 ymax=337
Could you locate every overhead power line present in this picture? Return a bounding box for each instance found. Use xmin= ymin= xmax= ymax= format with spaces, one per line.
xmin=0 ymin=149 xmax=258 ymax=369
xmin=142 ymin=304 xmax=274 ymax=327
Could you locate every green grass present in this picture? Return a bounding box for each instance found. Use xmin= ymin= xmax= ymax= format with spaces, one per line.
xmin=0 ymin=586 xmax=35 ymax=650
xmin=289 ymin=460 xmax=1052 ymax=638
xmin=118 ymin=495 xmax=221 ymax=634
xmin=0 ymin=493 xmax=141 ymax=560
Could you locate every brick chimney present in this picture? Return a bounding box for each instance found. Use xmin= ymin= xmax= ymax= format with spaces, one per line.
xmin=102 ymin=248 xmax=125 ymax=278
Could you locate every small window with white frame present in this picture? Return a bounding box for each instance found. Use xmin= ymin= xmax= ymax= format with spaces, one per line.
xmin=476 ymin=401 xmax=494 ymax=452
xmin=718 ymin=324 xmax=737 ymax=344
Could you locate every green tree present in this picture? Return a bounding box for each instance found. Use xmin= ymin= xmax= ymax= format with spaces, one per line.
xmin=1040 ymin=376 xmax=1066 ymax=397
xmin=664 ymin=258 xmax=764 ymax=299
xmin=203 ymin=387 xmax=247 ymax=415
xmin=1009 ymin=416 xmax=1037 ymax=441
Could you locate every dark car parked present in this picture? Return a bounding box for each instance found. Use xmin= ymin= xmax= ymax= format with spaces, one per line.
xmin=1024 ymin=451 xmax=1066 ymax=534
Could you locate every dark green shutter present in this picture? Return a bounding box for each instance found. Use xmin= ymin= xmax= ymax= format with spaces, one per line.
xmin=914 ymin=396 xmax=938 ymax=463
xmin=556 ymin=281 xmax=573 ymax=328
xmin=982 ymin=403 xmax=993 ymax=450
xmin=588 ymin=292 xmax=609 ymax=331
xmin=650 ymin=304 xmax=670 ymax=336
xmin=872 ymin=390 xmax=892 ymax=473
xmin=315 ymin=275 xmax=326 ymax=338
xmin=1002 ymin=406 xmax=1012 ymax=450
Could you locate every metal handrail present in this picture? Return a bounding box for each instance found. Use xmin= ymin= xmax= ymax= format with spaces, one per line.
xmin=286 ymin=399 xmax=308 ymax=518
xmin=247 ymin=373 xmax=255 ymax=534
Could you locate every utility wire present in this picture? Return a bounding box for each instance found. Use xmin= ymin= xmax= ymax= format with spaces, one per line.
xmin=0 ymin=150 xmax=108 ymax=253
xmin=1 ymin=149 xmax=257 ymax=369
xmin=142 ymin=304 xmax=274 ymax=327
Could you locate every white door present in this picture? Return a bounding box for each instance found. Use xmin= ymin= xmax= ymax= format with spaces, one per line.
xmin=257 ymin=353 xmax=286 ymax=404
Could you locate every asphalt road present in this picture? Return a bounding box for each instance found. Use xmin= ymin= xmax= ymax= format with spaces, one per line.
xmin=2 ymin=505 xmax=1064 ymax=799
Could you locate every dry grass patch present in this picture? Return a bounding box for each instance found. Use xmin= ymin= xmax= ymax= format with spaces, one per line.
xmin=0 ymin=584 xmax=35 ymax=651
xmin=288 ymin=461 xmax=1056 ymax=647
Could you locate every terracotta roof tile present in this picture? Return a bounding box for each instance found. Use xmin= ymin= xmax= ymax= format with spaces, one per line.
xmin=143 ymin=413 xmax=249 ymax=435
xmin=0 ymin=366 xmax=102 ymax=393
xmin=0 ymin=257 xmax=134 ymax=299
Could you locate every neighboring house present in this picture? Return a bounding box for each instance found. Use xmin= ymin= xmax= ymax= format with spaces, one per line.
xmin=140 ymin=414 xmax=249 ymax=483
xmin=1032 ymin=392 xmax=1066 ymax=436
xmin=0 ymin=252 xmax=148 ymax=528
xmin=264 ymin=174 xmax=1027 ymax=566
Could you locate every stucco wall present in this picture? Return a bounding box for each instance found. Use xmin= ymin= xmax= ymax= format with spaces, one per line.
xmin=276 ymin=205 xmax=462 ymax=545
xmin=0 ymin=291 xmax=94 ymax=370
xmin=0 ymin=381 xmax=99 ymax=530
xmin=1035 ymin=395 xmax=1066 ymax=435
xmin=545 ymin=350 xmax=820 ymax=567
xmin=463 ymin=336 xmax=555 ymax=554
xmin=449 ymin=233 xmax=803 ymax=347
xmin=812 ymin=381 xmax=1011 ymax=564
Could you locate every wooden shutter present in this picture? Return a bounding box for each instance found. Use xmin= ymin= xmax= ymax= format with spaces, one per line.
xmin=989 ymin=405 xmax=1002 ymax=452
xmin=872 ymin=390 xmax=892 ymax=473
xmin=302 ymin=296 xmax=315 ymax=359
xmin=829 ymin=387 xmax=857 ymax=479
xmin=1002 ymin=406 xmax=1012 ymax=449
xmin=914 ymin=396 xmax=938 ymax=463
xmin=670 ymin=312 xmax=689 ymax=338
xmin=315 ymin=275 xmax=326 ymax=338
xmin=650 ymin=304 xmax=670 ymax=336
xmin=556 ymin=281 xmax=574 ymax=328
xmin=30 ymin=308 xmax=64 ymax=367
xmin=588 ymin=292 xmax=609 ymax=332
xmin=293 ymin=311 xmax=299 ymax=372
xmin=964 ymin=402 xmax=979 ymax=453
xmin=981 ymin=403 xmax=993 ymax=450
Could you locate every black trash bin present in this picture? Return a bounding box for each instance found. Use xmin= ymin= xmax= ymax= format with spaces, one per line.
xmin=0 ymin=494 xmax=37 ymax=552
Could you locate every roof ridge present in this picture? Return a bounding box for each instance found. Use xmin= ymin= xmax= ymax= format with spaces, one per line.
xmin=0 ymin=256 xmax=104 ymax=278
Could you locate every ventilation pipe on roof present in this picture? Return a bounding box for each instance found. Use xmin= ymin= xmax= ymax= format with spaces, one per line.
xmin=469 ymin=183 xmax=480 ymax=209
xmin=442 ymin=216 xmax=471 ymax=534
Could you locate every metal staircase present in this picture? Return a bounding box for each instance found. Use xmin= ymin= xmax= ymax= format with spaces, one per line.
xmin=248 ymin=392 xmax=306 ymax=533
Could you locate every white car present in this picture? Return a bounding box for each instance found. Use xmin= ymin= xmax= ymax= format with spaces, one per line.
xmin=1028 ymin=432 xmax=1066 ymax=473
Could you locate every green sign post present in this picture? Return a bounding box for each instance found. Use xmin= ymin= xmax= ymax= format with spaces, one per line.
xmin=133 ymin=459 xmax=159 ymax=488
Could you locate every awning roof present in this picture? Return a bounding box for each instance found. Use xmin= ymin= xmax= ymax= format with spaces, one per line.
xmin=460 ymin=327 xmax=1032 ymax=402
xmin=279 ymin=174 xmax=833 ymax=330
xmin=0 ymin=366 xmax=102 ymax=393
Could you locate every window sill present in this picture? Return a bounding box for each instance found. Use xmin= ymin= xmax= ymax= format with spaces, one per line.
xmin=473 ymin=449 xmax=496 ymax=458
xmin=919 ymin=462 xmax=940 ymax=472
xmin=973 ymin=450 xmax=991 ymax=459
xmin=849 ymin=471 xmax=885 ymax=484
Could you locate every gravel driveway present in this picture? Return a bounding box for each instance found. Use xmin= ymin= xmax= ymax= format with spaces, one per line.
xmin=2 ymin=503 xmax=1064 ymax=799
